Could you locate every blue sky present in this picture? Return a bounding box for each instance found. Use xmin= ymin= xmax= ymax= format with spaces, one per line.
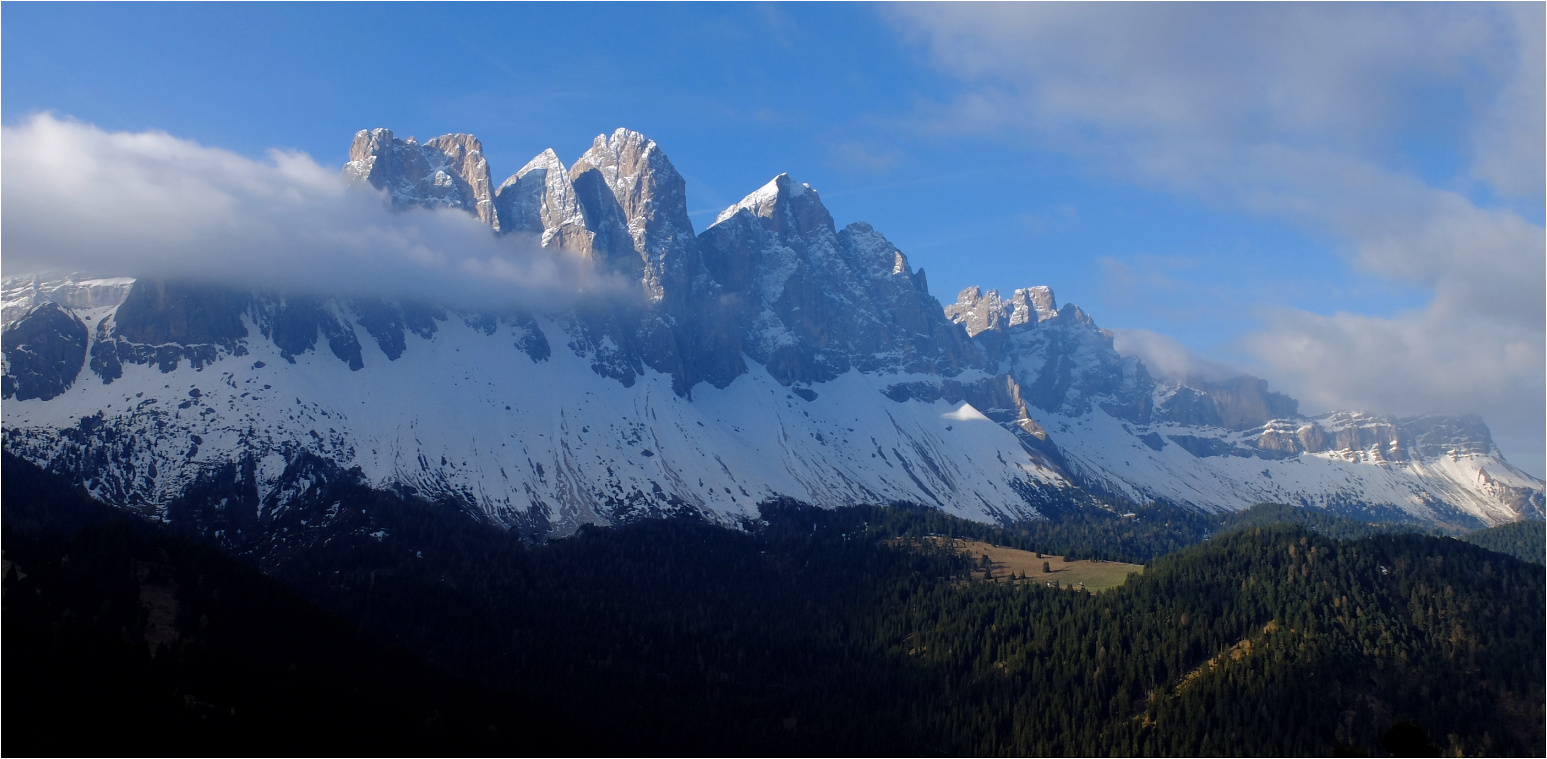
xmin=3 ymin=2 xmax=1542 ymax=475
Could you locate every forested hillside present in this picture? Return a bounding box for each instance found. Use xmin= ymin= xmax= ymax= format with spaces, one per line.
xmin=1462 ymin=520 xmax=1546 ymax=565
xmin=5 ymin=454 xmax=1542 ymax=756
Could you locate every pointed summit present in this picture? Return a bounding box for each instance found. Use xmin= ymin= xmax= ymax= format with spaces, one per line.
xmin=494 ymin=149 xmax=593 ymax=252
xmin=567 ymin=129 xmax=695 ymax=300
xmin=713 ymin=174 xmax=835 ymax=243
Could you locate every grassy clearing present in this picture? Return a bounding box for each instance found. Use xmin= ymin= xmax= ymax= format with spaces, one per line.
xmin=941 ymin=538 xmax=1144 ymax=592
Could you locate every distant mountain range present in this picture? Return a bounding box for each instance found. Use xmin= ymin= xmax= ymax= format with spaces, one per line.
xmin=3 ymin=127 xmax=1540 ymax=543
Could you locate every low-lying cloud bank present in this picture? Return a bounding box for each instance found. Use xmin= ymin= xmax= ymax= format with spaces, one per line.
xmin=1 ymin=114 xmax=614 ymax=311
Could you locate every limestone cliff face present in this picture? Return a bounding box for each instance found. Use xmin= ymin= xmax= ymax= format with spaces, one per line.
xmin=1252 ymin=412 xmax=1498 ymax=462
xmin=949 ymin=287 xmax=1296 ymax=432
xmin=344 ymin=129 xmax=499 ymax=229
xmin=565 ymin=129 xmax=697 ymax=302
xmin=1 ymin=302 xmax=88 ymax=401
xmin=697 ymin=175 xmax=980 ymax=386
xmin=949 ymin=287 xmax=1150 ymax=420
xmin=494 ymin=149 xmax=591 ymax=252
xmin=1154 ymin=377 xmax=1300 ymax=430
xmin=945 ymin=285 xmax=1057 ymax=336
xmin=940 ymin=284 xmax=1542 ymax=524
xmin=422 ymin=133 xmax=499 ymax=229
xmin=2 ymin=275 xmax=135 ymax=328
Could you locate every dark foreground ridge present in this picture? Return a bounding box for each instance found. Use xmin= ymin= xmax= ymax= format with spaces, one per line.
xmin=5 ymin=453 xmax=1542 ymax=756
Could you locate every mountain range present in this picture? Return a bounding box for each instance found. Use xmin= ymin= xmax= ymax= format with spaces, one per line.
xmin=3 ymin=127 xmax=1541 ymax=545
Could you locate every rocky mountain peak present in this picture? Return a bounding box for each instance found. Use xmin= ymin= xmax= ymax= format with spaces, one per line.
xmin=422 ymin=133 xmax=498 ymax=230
xmin=1014 ymin=286 xmax=1058 ymax=323
xmin=566 ymin=129 xmax=695 ymax=300
xmin=713 ymin=174 xmax=836 ymax=245
xmin=945 ymin=287 xmax=1003 ymax=337
xmin=5 ymin=124 xmax=1542 ymax=538
xmin=343 ymin=128 xmax=499 ymax=230
xmin=494 ymin=148 xmax=593 ymax=253
xmin=946 ymin=285 xmax=1059 ymax=337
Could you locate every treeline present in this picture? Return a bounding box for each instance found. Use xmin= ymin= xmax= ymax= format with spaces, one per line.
xmin=853 ymin=495 xmax=1214 ymax=564
xmin=1461 ymin=520 xmax=1546 ymax=565
xmin=4 ymin=453 xmax=1543 ymax=756
xmin=1214 ymin=501 xmax=1445 ymax=541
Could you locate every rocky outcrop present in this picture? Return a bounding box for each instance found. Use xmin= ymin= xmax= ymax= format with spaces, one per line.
xmin=494 ymin=149 xmax=592 ymax=252
xmin=1249 ymin=412 xmax=1500 ymax=463
xmin=698 ymin=175 xmax=980 ymax=386
xmin=945 ymin=285 xmax=1057 ymax=337
xmin=1154 ymin=376 xmax=1299 ymax=430
xmin=344 ymin=129 xmax=499 ymax=229
xmin=1 ymin=302 xmax=88 ymax=401
xmin=949 ymin=289 xmax=1150 ymax=419
xmin=567 ymin=130 xmax=697 ymax=302
xmin=942 ymin=281 xmax=1542 ymax=523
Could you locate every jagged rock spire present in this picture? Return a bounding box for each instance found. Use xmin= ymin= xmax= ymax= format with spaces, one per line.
xmin=567 ymin=129 xmax=696 ymax=301
xmin=946 ymin=286 xmax=1060 ymax=337
xmin=344 ymin=128 xmax=499 ymax=230
xmin=494 ymin=149 xmax=593 ymax=253
xmin=713 ymin=173 xmax=835 ymax=243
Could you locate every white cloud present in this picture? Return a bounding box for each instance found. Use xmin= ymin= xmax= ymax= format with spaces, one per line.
xmin=1018 ymin=204 xmax=1079 ymax=235
xmin=1 ymin=114 xmax=615 ymax=310
xmin=1110 ymin=328 xmax=1240 ymax=384
xmin=888 ymin=3 xmax=1545 ymax=476
xmin=826 ymin=140 xmax=900 ymax=175
xmin=1470 ymin=2 xmax=1546 ymax=199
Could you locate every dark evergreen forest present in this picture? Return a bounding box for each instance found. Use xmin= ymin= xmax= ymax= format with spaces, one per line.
xmin=1460 ymin=520 xmax=1546 ymax=566
xmin=4 ymin=453 xmax=1543 ymax=756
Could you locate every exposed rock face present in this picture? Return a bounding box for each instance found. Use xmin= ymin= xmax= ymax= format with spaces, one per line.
xmin=567 ymin=129 xmax=697 ymax=302
xmin=257 ymin=296 xmax=364 ymax=371
xmin=1251 ymin=412 xmax=1498 ymax=462
xmin=491 ymin=137 xmax=974 ymax=396
xmin=945 ymin=285 xmax=1057 ymax=336
xmin=493 ymin=149 xmax=591 ymax=252
xmin=344 ymin=129 xmax=499 ymax=229
xmin=950 ymin=286 xmax=1150 ymax=420
xmin=698 ymin=175 xmax=979 ymax=386
xmin=89 ymin=281 xmax=252 ymax=381
xmin=1154 ymin=376 xmax=1300 ymax=430
xmin=2 ymin=302 xmax=88 ymax=401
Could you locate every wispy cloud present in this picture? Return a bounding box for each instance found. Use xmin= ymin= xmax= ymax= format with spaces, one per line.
xmin=826 ymin=140 xmax=900 ymax=175
xmin=1110 ymin=328 xmax=1242 ymax=384
xmin=1 ymin=114 xmax=617 ymax=311
xmin=1018 ymin=204 xmax=1079 ymax=235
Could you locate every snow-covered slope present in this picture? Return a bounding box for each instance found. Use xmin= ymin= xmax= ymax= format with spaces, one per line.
xmin=1 ymin=295 xmax=1062 ymax=534
xmin=3 ymin=127 xmax=1540 ymax=540
xmin=944 ymin=285 xmax=1544 ymax=527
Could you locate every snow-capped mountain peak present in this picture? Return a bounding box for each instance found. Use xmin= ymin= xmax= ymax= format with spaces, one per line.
xmin=4 ymin=129 xmax=1540 ymax=547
